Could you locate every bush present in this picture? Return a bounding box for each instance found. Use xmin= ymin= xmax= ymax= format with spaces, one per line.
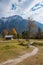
xmin=19 ymin=42 xmax=24 ymax=46
xmin=19 ymin=42 xmax=28 ymax=47
xmin=32 ymin=42 xmax=43 ymax=46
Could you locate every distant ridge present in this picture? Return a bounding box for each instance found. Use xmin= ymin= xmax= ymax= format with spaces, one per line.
xmin=0 ymin=15 xmax=43 ymax=33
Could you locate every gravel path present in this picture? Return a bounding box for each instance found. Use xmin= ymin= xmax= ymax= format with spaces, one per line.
xmin=0 ymin=45 xmax=39 ymax=65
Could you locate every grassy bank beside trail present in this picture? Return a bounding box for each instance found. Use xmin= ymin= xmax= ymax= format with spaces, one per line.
xmin=0 ymin=39 xmax=33 ymax=63
xmin=17 ymin=40 xmax=43 ymax=65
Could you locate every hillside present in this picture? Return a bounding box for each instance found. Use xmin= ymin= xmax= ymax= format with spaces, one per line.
xmin=0 ymin=15 xmax=43 ymax=33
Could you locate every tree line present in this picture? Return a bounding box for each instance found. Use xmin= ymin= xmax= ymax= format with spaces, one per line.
xmin=1 ymin=18 xmax=43 ymax=39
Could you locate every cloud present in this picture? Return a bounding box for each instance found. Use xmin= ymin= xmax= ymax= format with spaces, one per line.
xmin=31 ymin=1 xmax=43 ymax=11
xmin=0 ymin=0 xmax=43 ymax=24
xmin=31 ymin=3 xmax=41 ymax=11
xmin=22 ymin=0 xmax=43 ymax=24
xmin=0 ymin=0 xmax=10 ymax=17
xmin=18 ymin=0 xmax=22 ymax=2
xmin=11 ymin=4 xmax=17 ymax=10
xmin=0 ymin=0 xmax=33 ymax=17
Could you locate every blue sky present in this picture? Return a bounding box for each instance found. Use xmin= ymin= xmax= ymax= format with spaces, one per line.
xmin=0 ymin=0 xmax=43 ymax=24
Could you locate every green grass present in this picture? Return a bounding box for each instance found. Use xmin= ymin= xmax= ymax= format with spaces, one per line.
xmin=0 ymin=39 xmax=32 ymax=63
xmin=17 ymin=40 xmax=43 ymax=65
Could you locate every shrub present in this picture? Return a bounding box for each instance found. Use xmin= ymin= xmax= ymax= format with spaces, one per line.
xmin=32 ymin=42 xmax=43 ymax=46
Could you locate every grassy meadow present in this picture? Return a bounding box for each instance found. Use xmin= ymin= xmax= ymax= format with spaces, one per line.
xmin=0 ymin=39 xmax=43 ymax=65
xmin=17 ymin=40 xmax=43 ymax=65
xmin=0 ymin=39 xmax=33 ymax=63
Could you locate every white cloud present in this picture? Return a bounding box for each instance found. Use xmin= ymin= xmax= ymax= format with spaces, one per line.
xmin=22 ymin=0 xmax=43 ymax=24
xmin=0 ymin=0 xmax=43 ymax=24
xmin=0 ymin=0 xmax=33 ymax=17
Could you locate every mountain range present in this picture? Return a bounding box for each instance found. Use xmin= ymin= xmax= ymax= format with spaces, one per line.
xmin=0 ymin=15 xmax=43 ymax=33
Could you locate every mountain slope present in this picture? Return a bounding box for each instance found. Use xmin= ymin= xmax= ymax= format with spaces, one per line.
xmin=0 ymin=15 xmax=43 ymax=33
